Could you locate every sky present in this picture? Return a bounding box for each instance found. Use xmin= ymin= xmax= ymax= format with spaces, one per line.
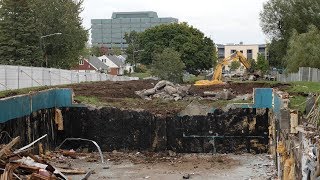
xmin=80 ymin=0 xmax=268 ymax=44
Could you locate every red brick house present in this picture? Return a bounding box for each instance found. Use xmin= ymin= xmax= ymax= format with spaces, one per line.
xmin=71 ymin=56 xmax=109 ymax=73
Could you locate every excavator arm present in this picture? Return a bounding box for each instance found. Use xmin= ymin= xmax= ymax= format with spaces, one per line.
xmin=194 ymin=51 xmax=251 ymax=86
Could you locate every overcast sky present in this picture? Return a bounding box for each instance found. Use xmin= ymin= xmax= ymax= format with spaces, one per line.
xmin=80 ymin=0 xmax=268 ymax=44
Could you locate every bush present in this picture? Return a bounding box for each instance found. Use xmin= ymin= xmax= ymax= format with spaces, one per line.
xmin=134 ymin=64 xmax=147 ymax=73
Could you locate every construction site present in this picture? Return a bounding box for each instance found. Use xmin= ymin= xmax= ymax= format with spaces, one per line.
xmin=0 ymin=70 xmax=319 ymax=179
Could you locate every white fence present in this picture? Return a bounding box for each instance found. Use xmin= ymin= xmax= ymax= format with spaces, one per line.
xmin=0 ymin=65 xmax=139 ymax=91
xmin=277 ymin=67 xmax=320 ymax=83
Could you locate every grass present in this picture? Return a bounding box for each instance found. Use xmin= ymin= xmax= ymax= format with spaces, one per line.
xmin=286 ymin=81 xmax=320 ymax=93
xmin=0 ymin=86 xmax=51 ymax=99
xmin=129 ymin=71 xmax=152 ymax=79
xmin=283 ymin=81 xmax=320 ymax=112
xmin=74 ymin=96 xmax=102 ymax=106
xmin=183 ymin=75 xmax=205 ymax=84
xmin=289 ymin=96 xmax=307 ymax=112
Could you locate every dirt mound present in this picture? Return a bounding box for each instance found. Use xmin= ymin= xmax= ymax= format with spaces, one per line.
xmin=66 ymin=80 xmax=157 ymax=99
xmin=190 ymin=82 xmax=289 ymax=96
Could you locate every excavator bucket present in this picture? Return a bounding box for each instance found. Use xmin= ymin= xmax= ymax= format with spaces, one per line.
xmin=194 ymin=80 xmax=224 ymax=86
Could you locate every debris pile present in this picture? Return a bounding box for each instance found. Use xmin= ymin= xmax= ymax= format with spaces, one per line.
xmin=135 ymin=80 xmax=191 ymax=101
xmin=203 ymin=89 xmax=236 ymax=100
xmin=0 ymin=135 xmax=99 ymax=179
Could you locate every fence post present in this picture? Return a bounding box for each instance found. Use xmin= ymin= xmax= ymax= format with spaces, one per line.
xmin=4 ymin=65 xmax=7 ymax=90
xmin=49 ymin=68 xmax=52 ymax=86
xmin=59 ymin=68 xmax=61 ymax=85
xmin=31 ymin=66 xmax=33 ymax=87
xmin=17 ymin=66 xmax=20 ymax=89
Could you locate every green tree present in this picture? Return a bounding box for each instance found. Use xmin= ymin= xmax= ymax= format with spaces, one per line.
xmin=30 ymin=0 xmax=88 ymax=68
xmin=260 ymin=0 xmax=320 ymax=68
xmin=110 ymin=47 xmax=122 ymax=56
xmin=284 ymin=25 xmax=320 ymax=72
xmin=90 ymin=46 xmax=101 ymax=56
xmin=230 ymin=61 xmax=241 ymax=71
xmin=256 ymin=53 xmax=269 ymax=74
xmin=138 ymin=23 xmax=217 ymax=75
xmin=248 ymin=59 xmax=257 ymax=71
xmin=151 ymin=48 xmax=186 ymax=83
xmin=0 ymin=0 xmax=42 ymax=66
xmin=124 ymin=31 xmax=140 ymax=65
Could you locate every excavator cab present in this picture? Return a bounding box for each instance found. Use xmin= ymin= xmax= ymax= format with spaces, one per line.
xmin=194 ymin=51 xmax=252 ymax=86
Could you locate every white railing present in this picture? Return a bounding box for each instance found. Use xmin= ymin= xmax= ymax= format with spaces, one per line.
xmin=0 ymin=65 xmax=138 ymax=91
xmin=277 ymin=67 xmax=320 ymax=83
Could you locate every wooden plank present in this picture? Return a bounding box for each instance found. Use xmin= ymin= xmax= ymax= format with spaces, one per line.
xmin=0 ymin=137 xmax=20 ymax=158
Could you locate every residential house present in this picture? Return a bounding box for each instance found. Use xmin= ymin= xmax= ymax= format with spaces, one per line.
xmin=72 ymin=56 xmax=109 ymax=73
xmin=98 ymin=55 xmax=125 ymax=75
xmin=117 ymin=55 xmax=134 ymax=73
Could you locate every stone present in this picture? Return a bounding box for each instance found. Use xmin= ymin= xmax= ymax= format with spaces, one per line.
xmin=183 ymin=174 xmax=190 ymax=179
xmin=154 ymin=80 xmax=175 ymax=90
xmin=164 ymin=86 xmax=178 ymax=95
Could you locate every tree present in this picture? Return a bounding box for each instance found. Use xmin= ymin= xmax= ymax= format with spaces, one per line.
xmin=284 ymin=25 xmax=320 ymax=72
xmin=260 ymin=0 xmax=320 ymax=68
xmin=266 ymin=39 xmax=287 ymax=68
xmin=151 ymin=48 xmax=185 ymax=83
xmin=30 ymin=0 xmax=88 ymax=68
xmin=248 ymin=59 xmax=257 ymax=71
xmin=110 ymin=47 xmax=122 ymax=56
xmin=256 ymin=53 xmax=269 ymax=74
xmin=138 ymin=23 xmax=217 ymax=75
xmin=90 ymin=46 xmax=108 ymax=56
xmin=124 ymin=31 xmax=140 ymax=65
xmin=0 ymin=0 xmax=42 ymax=66
xmin=230 ymin=61 xmax=241 ymax=71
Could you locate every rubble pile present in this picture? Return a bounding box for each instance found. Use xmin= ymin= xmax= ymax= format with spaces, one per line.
xmin=135 ymin=80 xmax=191 ymax=101
xmin=0 ymin=135 xmax=97 ymax=179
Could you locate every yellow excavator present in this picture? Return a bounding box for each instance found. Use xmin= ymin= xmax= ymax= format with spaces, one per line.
xmin=195 ymin=51 xmax=252 ymax=86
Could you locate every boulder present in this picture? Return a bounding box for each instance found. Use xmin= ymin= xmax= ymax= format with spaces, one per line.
xmin=154 ymin=80 xmax=175 ymax=90
xmin=164 ymin=86 xmax=178 ymax=95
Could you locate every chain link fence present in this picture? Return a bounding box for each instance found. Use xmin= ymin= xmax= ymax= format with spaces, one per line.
xmin=277 ymin=67 xmax=320 ymax=83
xmin=0 ymin=65 xmax=138 ymax=91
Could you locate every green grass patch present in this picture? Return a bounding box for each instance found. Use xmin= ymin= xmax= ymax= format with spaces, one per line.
xmin=74 ymin=96 xmax=102 ymax=106
xmin=289 ymin=95 xmax=306 ymax=112
xmin=183 ymin=75 xmax=205 ymax=84
xmin=286 ymin=81 xmax=320 ymax=93
xmin=130 ymin=71 xmax=152 ymax=79
xmin=0 ymin=86 xmax=50 ymax=99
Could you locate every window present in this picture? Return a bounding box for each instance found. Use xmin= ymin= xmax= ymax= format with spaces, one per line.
xmin=231 ymin=50 xmax=236 ymax=54
xmin=102 ymin=59 xmax=106 ymax=63
xmin=79 ymin=60 xmax=84 ymax=65
xmin=247 ymin=49 xmax=253 ymax=59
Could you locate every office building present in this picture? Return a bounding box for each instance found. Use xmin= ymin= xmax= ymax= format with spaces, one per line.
xmin=217 ymin=42 xmax=268 ymax=72
xmin=91 ymin=11 xmax=178 ymax=49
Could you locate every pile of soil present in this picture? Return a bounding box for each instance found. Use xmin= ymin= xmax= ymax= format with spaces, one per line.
xmin=189 ymin=82 xmax=289 ymax=96
xmin=67 ymin=80 xmax=157 ymax=99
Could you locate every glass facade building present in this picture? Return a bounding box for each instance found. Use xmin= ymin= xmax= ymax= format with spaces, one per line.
xmin=91 ymin=11 xmax=178 ymax=49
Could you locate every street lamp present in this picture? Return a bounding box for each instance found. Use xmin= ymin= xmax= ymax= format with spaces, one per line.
xmin=40 ymin=33 xmax=62 ymax=67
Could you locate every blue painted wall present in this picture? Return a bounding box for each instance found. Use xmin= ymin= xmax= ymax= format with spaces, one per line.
xmin=0 ymin=89 xmax=77 ymax=123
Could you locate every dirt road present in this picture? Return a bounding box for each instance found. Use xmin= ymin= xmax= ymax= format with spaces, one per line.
xmin=53 ymin=152 xmax=276 ymax=180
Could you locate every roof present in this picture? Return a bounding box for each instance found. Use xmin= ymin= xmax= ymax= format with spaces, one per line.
xmin=117 ymin=55 xmax=127 ymax=63
xmin=106 ymin=55 xmax=124 ymax=67
xmin=88 ymin=56 xmax=109 ymax=70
